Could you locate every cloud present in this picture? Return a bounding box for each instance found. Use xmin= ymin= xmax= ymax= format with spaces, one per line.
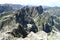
xmin=0 ymin=0 xmax=60 ymax=6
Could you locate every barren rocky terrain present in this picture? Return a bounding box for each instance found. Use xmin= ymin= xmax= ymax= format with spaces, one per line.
xmin=0 ymin=5 xmax=60 ymax=40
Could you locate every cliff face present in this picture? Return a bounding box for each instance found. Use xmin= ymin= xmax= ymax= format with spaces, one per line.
xmin=8 ymin=6 xmax=43 ymax=38
xmin=0 ymin=6 xmax=44 ymax=38
xmin=0 ymin=5 xmax=60 ymax=40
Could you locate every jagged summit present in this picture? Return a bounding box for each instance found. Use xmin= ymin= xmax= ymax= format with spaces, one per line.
xmin=0 ymin=5 xmax=60 ymax=40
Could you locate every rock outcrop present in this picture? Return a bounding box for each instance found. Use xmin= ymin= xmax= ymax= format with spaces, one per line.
xmin=0 ymin=5 xmax=60 ymax=40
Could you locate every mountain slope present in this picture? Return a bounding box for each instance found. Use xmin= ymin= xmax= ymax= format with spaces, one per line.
xmin=0 ymin=5 xmax=60 ymax=40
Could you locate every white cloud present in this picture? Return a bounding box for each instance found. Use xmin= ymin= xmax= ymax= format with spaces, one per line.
xmin=0 ymin=0 xmax=60 ymax=6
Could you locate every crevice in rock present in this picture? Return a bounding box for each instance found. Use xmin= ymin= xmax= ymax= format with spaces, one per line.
xmin=43 ymin=24 xmax=52 ymax=33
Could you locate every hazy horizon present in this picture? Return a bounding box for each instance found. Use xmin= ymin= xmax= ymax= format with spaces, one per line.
xmin=0 ymin=0 xmax=60 ymax=7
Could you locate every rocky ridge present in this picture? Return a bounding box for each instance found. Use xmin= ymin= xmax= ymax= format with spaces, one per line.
xmin=0 ymin=6 xmax=60 ymax=40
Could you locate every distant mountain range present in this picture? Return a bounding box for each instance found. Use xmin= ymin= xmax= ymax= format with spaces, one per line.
xmin=0 ymin=4 xmax=60 ymax=14
xmin=0 ymin=4 xmax=23 ymax=9
xmin=0 ymin=4 xmax=23 ymax=13
xmin=42 ymin=6 xmax=60 ymax=10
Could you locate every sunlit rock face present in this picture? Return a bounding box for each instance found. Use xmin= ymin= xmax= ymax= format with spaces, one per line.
xmin=0 ymin=17 xmax=13 ymax=31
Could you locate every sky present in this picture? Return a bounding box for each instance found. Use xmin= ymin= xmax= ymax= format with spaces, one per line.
xmin=0 ymin=0 xmax=60 ymax=6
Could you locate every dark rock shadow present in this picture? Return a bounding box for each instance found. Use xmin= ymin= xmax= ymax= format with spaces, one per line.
xmin=43 ymin=24 xmax=52 ymax=33
xmin=36 ymin=6 xmax=43 ymax=14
